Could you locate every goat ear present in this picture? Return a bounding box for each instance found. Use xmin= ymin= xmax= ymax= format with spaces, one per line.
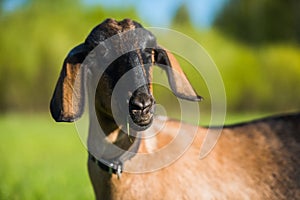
xmin=50 ymin=44 xmax=89 ymax=122
xmin=154 ymin=47 xmax=203 ymax=101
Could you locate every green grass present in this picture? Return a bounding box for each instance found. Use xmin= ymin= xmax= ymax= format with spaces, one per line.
xmin=0 ymin=112 xmax=271 ymax=199
xmin=0 ymin=113 xmax=94 ymax=200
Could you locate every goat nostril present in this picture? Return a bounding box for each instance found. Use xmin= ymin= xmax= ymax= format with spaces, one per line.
xmin=143 ymin=98 xmax=152 ymax=109
xmin=130 ymin=99 xmax=153 ymax=116
xmin=131 ymin=109 xmax=142 ymax=115
xmin=130 ymin=96 xmax=153 ymax=109
xmin=129 ymin=91 xmax=154 ymax=117
xmin=131 ymin=100 xmax=144 ymax=110
xmin=128 ymin=93 xmax=155 ymax=127
xmin=142 ymin=106 xmax=151 ymax=115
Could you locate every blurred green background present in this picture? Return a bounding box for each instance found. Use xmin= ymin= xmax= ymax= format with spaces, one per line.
xmin=0 ymin=0 xmax=299 ymax=199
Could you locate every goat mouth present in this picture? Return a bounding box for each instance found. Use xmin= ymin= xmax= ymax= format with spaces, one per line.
xmin=133 ymin=115 xmax=153 ymax=125
xmin=128 ymin=114 xmax=154 ymax=131
xmin=128 ymin=102 xmax=155 ymax=131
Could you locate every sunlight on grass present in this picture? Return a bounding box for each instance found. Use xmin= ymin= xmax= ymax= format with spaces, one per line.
xmin=0 ymin=114 xmax=94 ymax=200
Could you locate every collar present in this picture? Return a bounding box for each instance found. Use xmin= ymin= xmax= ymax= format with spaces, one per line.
xmin=88 ymin=137 xmax=141 ymax=179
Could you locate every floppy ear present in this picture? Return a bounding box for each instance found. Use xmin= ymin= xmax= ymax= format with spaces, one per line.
xmin=50 ymin=44 xmax=90 ymax=122
xmin=154 ymin=47 xmax=203 ymax=101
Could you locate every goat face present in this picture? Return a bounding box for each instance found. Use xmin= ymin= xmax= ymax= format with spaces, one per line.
xmin=50 ymin=18 xmax=202 ymax=131
xmin=95 ymin=48 xmax=156 ymax=130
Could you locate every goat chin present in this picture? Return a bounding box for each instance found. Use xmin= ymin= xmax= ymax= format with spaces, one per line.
xmin=128 ymin=116 xmax=154 ymax=131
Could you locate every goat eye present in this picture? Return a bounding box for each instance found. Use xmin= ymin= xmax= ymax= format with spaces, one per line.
xmin=144 ymin=48 xmax=152 ymax=55
xmin=143 ymin=48 xmax=152 ymax=59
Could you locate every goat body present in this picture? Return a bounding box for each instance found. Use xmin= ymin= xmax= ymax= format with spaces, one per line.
xmin=88 ymin=114 xmax=300 ymax=200
xmin=50 ymin=18 xmax=300 ymax=199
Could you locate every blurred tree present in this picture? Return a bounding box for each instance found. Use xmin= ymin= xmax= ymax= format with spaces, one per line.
xmin=27 ymin=0 xmax=81 ymax=10
xmin=214 ymin=0 xmax=300 ymax=45
xmin=0 ymin=0 xmax=299 ymax=114
xmin=0 ymin=0 xmax=139 ymax=113
xmin=172 ymin=3 xmax=192 ymax=27
xmin=0 ymin=0 xmax=3 ymax=15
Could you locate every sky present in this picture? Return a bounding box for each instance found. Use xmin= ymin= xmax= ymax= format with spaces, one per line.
xmin=3 ymin=0 xmax=227 ymax=28
xmin=85 ymin=0 xmax=228 ymax=28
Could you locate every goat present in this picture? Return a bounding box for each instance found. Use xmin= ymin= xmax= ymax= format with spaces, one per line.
xmin=50 ymin=18 xmax=300 ymax=199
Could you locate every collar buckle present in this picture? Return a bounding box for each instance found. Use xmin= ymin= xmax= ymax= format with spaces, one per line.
xmin=88 ymin=136 xmax=141 ymax=178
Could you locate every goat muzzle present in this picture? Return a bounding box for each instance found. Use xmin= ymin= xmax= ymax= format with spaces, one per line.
xmin=128 ymin=90 xmax=155 ymax=130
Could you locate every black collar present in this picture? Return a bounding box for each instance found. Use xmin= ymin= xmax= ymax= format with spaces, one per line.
xmin=88 ymin=137 xmax=141 ymax=178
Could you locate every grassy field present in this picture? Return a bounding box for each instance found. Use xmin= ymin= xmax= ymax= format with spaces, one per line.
xmin=0 ymin=112 xmax=272 ymax=199
xmin=0 ymin=113 xmax=94 ymax=200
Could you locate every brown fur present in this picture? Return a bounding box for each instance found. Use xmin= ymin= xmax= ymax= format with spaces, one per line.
xmin=163 ymin=50 xmax=198 ymax=98
xmin=88 ymin=114 xmax=300 ymax=200
xmin=62 ymin=63 xmax=82 ymax=118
